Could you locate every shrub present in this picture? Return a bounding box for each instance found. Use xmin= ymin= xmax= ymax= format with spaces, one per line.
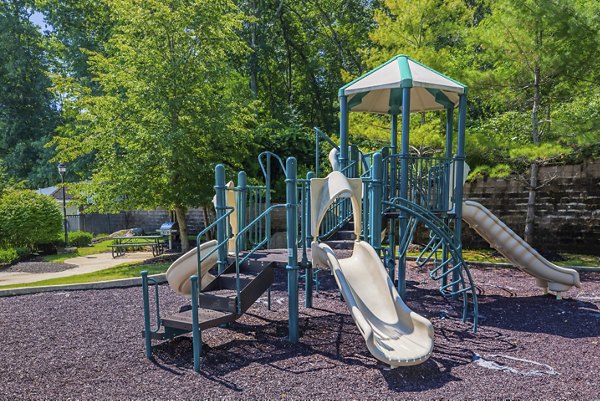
xmin=0 ymin=248 xmax=19 ymax=264
xmin=0 ymin=189 xmax=63 ymax=249
xmin=68 ymin=231 xmax=93 ymax=247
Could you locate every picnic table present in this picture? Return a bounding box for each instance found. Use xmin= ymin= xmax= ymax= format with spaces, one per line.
xmin=110 ymin=235 xmax=166 ymax=258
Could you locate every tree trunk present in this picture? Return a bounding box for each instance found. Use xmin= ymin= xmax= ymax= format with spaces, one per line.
xmin=202 ymin=203 xmax=213 ymax=240
xmin=174 ymin=206 xmax=190 ymax=252
xmin=524 ymin=162 xmax=538 ymax=244
xmin=525 ymin=62 xmax=541 ymax=244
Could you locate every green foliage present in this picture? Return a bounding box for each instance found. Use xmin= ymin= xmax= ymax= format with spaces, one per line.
xmin=51 ymin=0 xmax=255 ymax=213
xmin=0 ymin=189 xmax=63 ymax=249
xmin=0 ymin=1 xmax=59 ymax=188
xmin=0 ymin=248 xmax=19 ymax=264
xmin=68 ymin=231 xmax=93 ymax=247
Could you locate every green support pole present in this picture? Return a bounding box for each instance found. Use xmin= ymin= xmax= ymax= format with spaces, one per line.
xmin=265 ymin=157 xmax=272 ymax=248
xmin=370 ymin=153 xmax=383 ymax=257
xmin=141 ymin=271 xmax=152 ymax=360
xmin=237 ymin=171 xmax=247 ymax=251
xmin=215 ymin=164 xmax=227 ymax=274
xmin=442 ymin=107 xmax=454 ymax=289
xmin=350 ymin=145 xmax=359 ymax=178
xmin=190 ymin=275 xmax=202 ymax=373
xmin=305 ymin=171 xmax=314 ymax=308
xmin=453 ymin=94 xmax=467 ymax=296
xmin=398 ymin=86 xmax=411 ymax=298
xmin=339 ymin=95 xmax=349 ymax=174
xmin=390 ymin=113 xmax=398 ymax=199
xmin=286 ymin=157 xmax=299 ymax=343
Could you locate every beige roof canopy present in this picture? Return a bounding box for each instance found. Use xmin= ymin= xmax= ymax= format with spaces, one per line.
xmin=339 ymin=55 xmax=467 ymax=114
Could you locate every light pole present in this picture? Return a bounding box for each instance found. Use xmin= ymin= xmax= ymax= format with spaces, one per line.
xmin=57 ymin=162 xmax=68 ymax=247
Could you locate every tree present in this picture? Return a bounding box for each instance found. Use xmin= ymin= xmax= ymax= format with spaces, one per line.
xmin=0 ymin=0 xmax=59 ymax=188
xmin=469 ymin=0 xmax=599 ymax=243
xmin=51 ymin=0 xmax=255 ymax=251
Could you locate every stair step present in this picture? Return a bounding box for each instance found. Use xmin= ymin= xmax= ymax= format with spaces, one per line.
xmin=216 ymin=276 xmax=253 ymax=290
xmin=161 ymin=308 xmax=236 ymax=332
xmin=323 ymin=239 xmax=354 ymax=250
xmin=332 ymin=230 xmax=356 ymax=240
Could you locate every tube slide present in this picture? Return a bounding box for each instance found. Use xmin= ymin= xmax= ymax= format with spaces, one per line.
xmin=462 ymin=200 xmax=581 ymax=294
xmin=312 ymin=240 xmax=434 ymax=367
xmin=166 ymin=240 xmax=219 ymax=297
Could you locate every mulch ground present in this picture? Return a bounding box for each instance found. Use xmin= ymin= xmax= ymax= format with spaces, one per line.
xmin=0 ymin=257 xmax=76 ymax=274
xmin=0 ymin=263 xmax=598 ymax=400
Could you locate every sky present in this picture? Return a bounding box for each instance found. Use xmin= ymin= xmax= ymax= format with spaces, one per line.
xmin=29 ymin=10 xmax=52 ymax=31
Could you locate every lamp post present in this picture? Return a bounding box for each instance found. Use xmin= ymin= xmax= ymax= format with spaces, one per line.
xmin=57 ymin=162 xmax=68 ymax=247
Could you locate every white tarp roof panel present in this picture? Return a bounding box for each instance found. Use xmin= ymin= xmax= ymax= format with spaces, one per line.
xmin=340 ymin=55 xmax=466 ymax=114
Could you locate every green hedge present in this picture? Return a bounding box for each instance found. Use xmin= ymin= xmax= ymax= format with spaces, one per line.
xmin=0 ymin=189 xmax=63 ymax=249
xmin=0 ymin=248 xmax=19 ymax=264
xmin=68 ymin=231 xmax=93 ymax=247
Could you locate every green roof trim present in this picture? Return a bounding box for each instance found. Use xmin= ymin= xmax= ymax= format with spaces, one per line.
xmin=338 ymin=55 xmax=402 ymax=97
xmin=388 ymin=88 xmax=402 ymax=114
xmin=398 ymin=56 xmax=413 ymax=88
xmin=348 ymin=92 xmax=368 ymax=110
xmin=426 ymin=88 xmax=455 ymax=109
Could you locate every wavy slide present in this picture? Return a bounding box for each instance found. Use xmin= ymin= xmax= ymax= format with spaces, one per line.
xmin=166 ymin=240 xmax=219 ymax=297
xmin=310 ymin=171 xmax=433 ymax=367
xmin=462 ymin=200 xmax=581 ymax=295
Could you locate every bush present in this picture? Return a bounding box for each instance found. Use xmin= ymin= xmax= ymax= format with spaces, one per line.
xmin=0 ymin=189 xmax=63 ymax=249
xmin=68 ymin=231 xmax=93 ymax=247
xmin=0 ymin=248 xmax=19 ymax=264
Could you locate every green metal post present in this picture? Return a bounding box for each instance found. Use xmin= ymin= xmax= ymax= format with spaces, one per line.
xmin=339 ymin=95 xmax=349 ymax=174
xmin=305 ymin=171 xmax=314 ymax=308
xmin=286 ymin=157 xmax=299 ymax=343
xmin=237 ymin=171 xmax=247 ymax=251
xmin=398 ymin=86 xmax=411 ymax=298
xmin=190 ymin=275 xmax=202 ymax=372
xmin=453 ymin=94 xmax=467 ymax=296
xmin=141 ymin=271 xmax=152 ymax=360
xmin=215 ymin=164 xmax=227 ymax=274
xmin=265 ymin=156 xmax=272 ymax=247
xmin=442 ymin=107 xmax=454 ymax=288
xmin=370 ymin=153 xmax=383 ymax=257
xmin=390 ymin=113 xmax=398 ymax=199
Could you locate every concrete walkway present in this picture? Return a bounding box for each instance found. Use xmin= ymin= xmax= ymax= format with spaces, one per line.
xmin=0 ymin=252 xmax=153 ymax=287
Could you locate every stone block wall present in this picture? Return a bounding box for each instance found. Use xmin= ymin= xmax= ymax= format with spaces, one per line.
xmin=462 ymin=160 xmax=600 ymax=255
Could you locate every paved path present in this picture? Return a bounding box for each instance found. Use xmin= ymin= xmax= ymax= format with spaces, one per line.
xmin=0 ymin=252 xmax=153 ymax=287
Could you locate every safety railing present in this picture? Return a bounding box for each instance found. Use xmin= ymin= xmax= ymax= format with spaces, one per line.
xmin=384 ymin=197 xmax=478 ymax=332
xmin=383 ymin=155 xmax=455 ymax=213
xmin=196 ymin=207 xmax=234 ymax=275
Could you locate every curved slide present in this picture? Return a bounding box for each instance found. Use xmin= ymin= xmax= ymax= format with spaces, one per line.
xmin=312 ymin=240 xmax=434 ymax=367
xmin=462 ymin=200 xmax=581 ymax=295
xmin=310 ymin=171 xmax=433 ymax=367
xmin=166 ymin=240 xmax=219 ymax=297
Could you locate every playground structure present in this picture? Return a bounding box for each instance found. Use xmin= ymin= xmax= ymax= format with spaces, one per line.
xmin=141 ymin=55 xmax=581 ymax=371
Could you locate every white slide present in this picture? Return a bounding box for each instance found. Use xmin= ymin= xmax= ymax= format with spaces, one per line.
xmin=312 ymin=240 xmax=434 ymax=367
xmin=462 ymin=200 xmax=581 ymax=295
xmin=166 ymin=240 xmax=219 ymax=297
xmin=310 ymin=171 xmax=433 ymax=367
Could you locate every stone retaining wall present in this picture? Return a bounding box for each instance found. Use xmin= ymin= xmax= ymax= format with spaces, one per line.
xmin=462 ymin=160 xmax=600 ymax=255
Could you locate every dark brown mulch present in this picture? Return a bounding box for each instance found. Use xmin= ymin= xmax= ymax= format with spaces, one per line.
xmin=0 ymin=258 xmax=76 ymax=274
xmin=0 ymin=264 xmax=598 ymax=400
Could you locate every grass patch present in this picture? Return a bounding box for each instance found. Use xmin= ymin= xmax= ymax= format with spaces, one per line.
xmin=406 ymin=248 xmax=599 ymax=267
xmin=42 ymin=240 xmax=114 ymax=263
xmin=0 ymin=261 xmax=170 ymax=290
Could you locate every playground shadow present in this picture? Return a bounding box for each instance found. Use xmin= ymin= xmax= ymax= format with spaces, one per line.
xmin=151 ymin=289 xmax=501 ymax=394
xmin=475 ymin=293 xmax=599 ymax=339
